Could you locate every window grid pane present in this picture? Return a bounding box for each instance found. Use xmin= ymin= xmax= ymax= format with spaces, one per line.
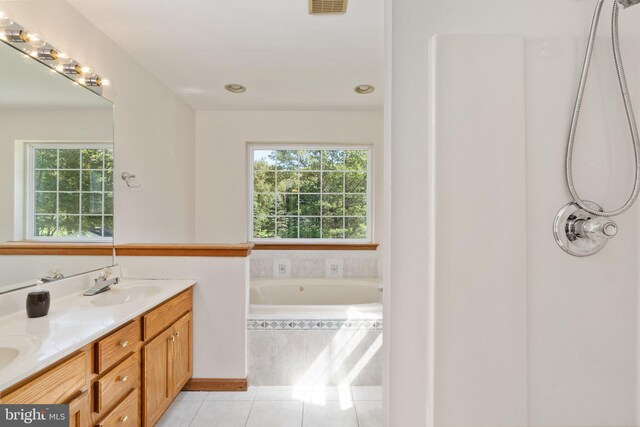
xmin=32 ymin=146 xmax=113 ymax=240
xmin=252 ymin=148 xmax=368 ymax=240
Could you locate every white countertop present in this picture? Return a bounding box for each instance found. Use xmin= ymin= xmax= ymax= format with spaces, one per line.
xmin=0 ymin=278 xmax=195 ymax=393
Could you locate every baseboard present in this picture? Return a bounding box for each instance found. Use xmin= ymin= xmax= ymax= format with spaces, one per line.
xmin=182 ymin=378 xmax=248 ymax=392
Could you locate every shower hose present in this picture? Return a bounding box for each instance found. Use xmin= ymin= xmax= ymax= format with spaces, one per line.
xmin=566 ymin=0 xmax=640 ymax=217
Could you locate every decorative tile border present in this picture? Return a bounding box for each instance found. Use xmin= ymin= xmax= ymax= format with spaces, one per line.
xmin=247 ymin=319 xmax=383 ymax=330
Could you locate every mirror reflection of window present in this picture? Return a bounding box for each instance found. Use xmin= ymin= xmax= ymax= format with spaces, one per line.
xmin=30 ymin=144 xmax=114 ymax=241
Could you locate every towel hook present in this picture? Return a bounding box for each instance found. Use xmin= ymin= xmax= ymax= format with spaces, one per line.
xmin=121 ymin=171 xmax=141 ymax=188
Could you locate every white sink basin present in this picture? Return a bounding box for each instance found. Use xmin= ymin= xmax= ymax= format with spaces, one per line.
xmin=0 ymin=348 xmax=19 ymax=368
xmin=90 ymin=285 xmax=162 ymax=307
xmin=0 ymin=335 xmax=40 ymax=371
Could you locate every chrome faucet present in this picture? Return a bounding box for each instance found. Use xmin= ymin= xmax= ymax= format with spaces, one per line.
xmin=83 ymin=269 xmax=120 ymax=296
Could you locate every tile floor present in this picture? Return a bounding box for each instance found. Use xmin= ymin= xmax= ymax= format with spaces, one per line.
xmin=157 ymin=386 xmax=383 ymax=427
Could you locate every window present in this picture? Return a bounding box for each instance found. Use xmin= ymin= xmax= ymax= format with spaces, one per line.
xmin=250 ymin=146 xmax=371 ymax=241
xmin=27 ymin=144 xmax=113 ymax=241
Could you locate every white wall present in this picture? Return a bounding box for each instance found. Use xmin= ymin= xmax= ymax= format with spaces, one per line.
xmin=118 ymin=256 xmax=249 ymax=379
xmin=388 ymin=1 xmax=640 ymax=426
xmin=194 ymin=110 xmax=384 ymax=244
xmin=0 ymin=0 xmax=196 ymax=244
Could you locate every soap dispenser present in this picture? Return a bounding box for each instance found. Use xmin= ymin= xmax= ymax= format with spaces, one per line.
xmin=26 ymin=281 xmax=50 ymax=318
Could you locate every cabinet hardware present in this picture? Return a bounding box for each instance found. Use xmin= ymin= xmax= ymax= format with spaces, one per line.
xmin=119 ymin=340 xmax=128 ymax=348
xmin=118 ymin=375 xmax=128 ymax=383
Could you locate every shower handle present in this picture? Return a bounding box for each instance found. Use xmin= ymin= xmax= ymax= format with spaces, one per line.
xmin=570 ymin=216 xmax=618 ymax=241
xmin=554 ymin=202 xmax=617 ymax=256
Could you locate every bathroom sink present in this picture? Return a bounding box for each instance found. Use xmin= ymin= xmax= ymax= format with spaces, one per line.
xmin=90 ymin=285 xmax=162 ymax=307
xmin=0 ymin=335 xmax=40 ymax=371
xmin=0 ymin=348 xmax=19 ymax=369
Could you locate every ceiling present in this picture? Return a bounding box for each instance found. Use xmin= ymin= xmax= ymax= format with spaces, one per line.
xmin=0 ymin=41 xmax=111 ymax=108
xmin=66 ymin=0 xmax=385 ymax=111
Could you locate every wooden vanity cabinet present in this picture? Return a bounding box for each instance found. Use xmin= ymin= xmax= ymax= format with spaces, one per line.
xmin=68 ymin=390 xmax=92 ymax=427
xmin=0 ymin=287 xmax=193 ymax=427
xmin=170 ymin=312 xmax=193 ymax=396
xmin=143 ymin=311 xmax=193 ymax=427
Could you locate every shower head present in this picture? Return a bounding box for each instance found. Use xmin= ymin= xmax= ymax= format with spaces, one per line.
xmin=619 ymin=0 xmax=640 ymax=8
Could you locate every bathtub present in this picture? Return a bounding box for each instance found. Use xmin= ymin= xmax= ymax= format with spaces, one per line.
xmin=249 ymin=278 xmax=382 ymax=319
xmin=248 ymin=277 xmax=383 ymax=386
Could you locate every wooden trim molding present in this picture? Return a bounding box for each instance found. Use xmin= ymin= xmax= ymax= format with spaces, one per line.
xmin=182 ymin=378 xmax=248 ymax=392
xmin=0 ymin=243 xmax=113 ymax=256
xmin=115 ymin=244 xmax=254 ymax=257
xmin=253 ymin=243 xmax=379 ymax=251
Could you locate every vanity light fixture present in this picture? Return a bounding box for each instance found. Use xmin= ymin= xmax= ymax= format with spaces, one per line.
xmin=58 ymin=63 xmax=82 ymax=74
xmin=36 ymin=48 xmax=59 ymax=60
xmin=79 ymin=74 xmax=109 ymax=87
xmin=354 ymin=84 xmax=375 ymax=94
xmin=0 ymin=15 xmax=108 ymax=95
xmin=3 ymin=29 xmax=29 ymax=43
xmin=225 ymin=83 xmax=246 ymax=93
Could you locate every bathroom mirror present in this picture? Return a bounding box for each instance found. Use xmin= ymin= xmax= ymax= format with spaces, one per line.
xmin=0 ymin=40 xmax=114 ymax=294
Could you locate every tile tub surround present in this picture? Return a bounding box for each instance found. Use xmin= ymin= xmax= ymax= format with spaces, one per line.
xmin=158 ymin=386 xmax=383 ymax=427
xmin=251 ymin=250 xmax=381 ymax=279
xmin=0 ymin=271 xmax=195 ymax=392
xmin=248 ymin=328 xmax=383 ymax=386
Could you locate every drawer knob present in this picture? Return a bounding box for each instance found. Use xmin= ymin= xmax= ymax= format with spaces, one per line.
xmin=118 ymin=375 xmax=128 ymax=383
xmin=119 ymin=340 xmax=128 ymax=348
xmin=174 ymin=331 xmax=180 ymax=337
xmin=169 ymin=335 xmax=175 ymax=342
xmin=119 ymin=415 xmax=129 ymax=423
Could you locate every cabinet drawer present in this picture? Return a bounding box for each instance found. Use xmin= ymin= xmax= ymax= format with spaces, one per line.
xmin=97 ymin=321 xmax=141 ymax=373
xmin=96 ymin=389 xmax=139 ymax=427
xmin=143 ymin=288 xmax=192 ymax=340
xmin=96 ymin=352 xmax=140 ymax=414
xmin=2 ymin=351 xmax=89 ymax=404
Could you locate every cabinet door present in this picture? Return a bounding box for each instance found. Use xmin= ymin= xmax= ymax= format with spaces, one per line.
xmin=143 ymin=328 xmax=173 ymax=427
xmin=170 ymin=312 xmax=193 ymax=397
xmin=67 ymin=390 xmax=90 ymax=427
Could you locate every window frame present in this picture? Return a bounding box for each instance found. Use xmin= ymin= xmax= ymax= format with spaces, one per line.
xmin=248 ymin=143 xmax=373 ymax=243
xmin=24 ymin=141 xmax=114 ymax=242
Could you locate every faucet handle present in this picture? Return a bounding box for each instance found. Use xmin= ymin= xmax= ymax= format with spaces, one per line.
xmin=99 ymin=268 xmax=112 ymax=279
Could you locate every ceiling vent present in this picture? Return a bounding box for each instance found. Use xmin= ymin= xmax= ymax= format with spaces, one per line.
xmin=308 ymin=0 xmax=348 ymax=14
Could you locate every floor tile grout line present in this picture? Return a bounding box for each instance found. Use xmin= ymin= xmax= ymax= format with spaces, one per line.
xmin=244 ymin=387 xmax=258 ymax=427
xmin=185 ymin=398 xmax=207 ymax=427
xmin=244 ymin=398 xmax=256 ymax=427
xmin=351 ymin=387 xmax=362 ymax=427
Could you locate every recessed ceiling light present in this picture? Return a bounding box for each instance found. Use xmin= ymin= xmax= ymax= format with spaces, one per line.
xmin=354 ymin=84 xmax=375 ymax=94
xmin=225 ymin=84 xmax=246 ymax=93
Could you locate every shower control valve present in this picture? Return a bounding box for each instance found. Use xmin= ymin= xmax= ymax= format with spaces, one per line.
xmin=554 ymin=202 xmax=617 ymax=257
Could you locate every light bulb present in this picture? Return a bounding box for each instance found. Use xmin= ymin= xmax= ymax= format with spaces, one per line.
xmin=101 ymin=78 xmax=110 ymax=86
xmin=0 ymin=10 xmax=13 ymax=27
xmin=26 ymin=30 xmax=45 ymax=48
xmin=80 ymin=65 xmax=92 ymax=75
xmin=55 ymin=48 xmax=72 ymax=64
